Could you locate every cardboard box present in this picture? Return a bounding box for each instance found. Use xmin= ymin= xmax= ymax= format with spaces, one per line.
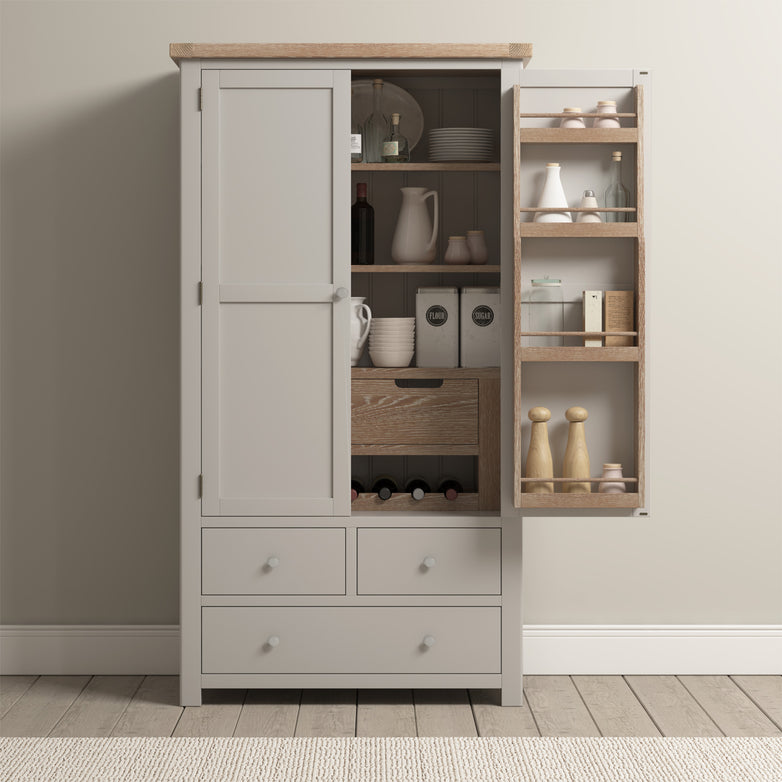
xmin=582 ymin=290 xmax=603 ymax=346
xmin=604 ymin=291 xmax=635 ymax=346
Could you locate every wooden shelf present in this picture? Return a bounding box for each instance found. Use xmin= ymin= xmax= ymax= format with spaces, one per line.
xmin=351 ymin=492 xmax=480 ymax=512
xmin=519 ymin=223 xmax=638 ymax=238
xmin=352 ymin=367 xmax=500 ymax=379
xmin=352 ymin=264 xmax=500 ymax=273
xmin=352 ymin=163 xmax=500 ymax=172
xmin=520 ymin=493 xmax=640 ymax=509
xmin=518 ymin=128 xmax=638 ymax=144
xmin=520 ymin=347 xmax=639 ymax=362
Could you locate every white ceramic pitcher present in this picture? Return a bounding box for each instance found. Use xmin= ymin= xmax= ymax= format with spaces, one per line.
xmin=391 ymin=187 xmax=439 ymax=264
xmin=350 ymin=297 xmax=372 ymax=366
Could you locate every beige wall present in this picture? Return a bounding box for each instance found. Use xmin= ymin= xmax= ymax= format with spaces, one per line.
xmin=1 ymin=0 xmax=780 ymax=625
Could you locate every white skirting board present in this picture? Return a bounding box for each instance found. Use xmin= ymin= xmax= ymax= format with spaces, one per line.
xmin=1 ymin=625 xmax=780 ymax=676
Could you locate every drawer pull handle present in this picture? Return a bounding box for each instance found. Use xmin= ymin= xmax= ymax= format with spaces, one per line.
xmin=265 ymin=556 xmax=280 ymax=569
xmin=422 ymin=556 xmax=437 ymax=569
xmin=266 ymin=635 xmax=280 ymax=648
xmin=422 ymin=635 xmax=436 ymax=648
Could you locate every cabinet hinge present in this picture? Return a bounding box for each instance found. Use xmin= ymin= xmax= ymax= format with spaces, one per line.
xmin=198 ymin=474 xmax=203 ymax=498
xmin=198 ymin=281 xmax=203 ymax=304
xmin=198 ymin=87 xmax=203 ymax=111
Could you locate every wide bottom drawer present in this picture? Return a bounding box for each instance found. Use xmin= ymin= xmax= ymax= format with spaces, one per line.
xmin=202 ymin=606 xmax=500 ymax=674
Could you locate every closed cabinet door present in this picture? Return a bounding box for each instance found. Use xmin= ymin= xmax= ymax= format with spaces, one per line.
xmin=201 ymin=69 xmax=350 ymax=516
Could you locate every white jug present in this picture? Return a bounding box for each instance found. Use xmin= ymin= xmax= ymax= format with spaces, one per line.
xmin=391 ymin=187 xmax=439 ymax=264
xmin=350 ymin=297 xmax=372 ymax=366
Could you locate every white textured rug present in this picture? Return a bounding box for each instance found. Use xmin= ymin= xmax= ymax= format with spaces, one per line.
xmin=1 ymin=737 xmax=781 ymax=781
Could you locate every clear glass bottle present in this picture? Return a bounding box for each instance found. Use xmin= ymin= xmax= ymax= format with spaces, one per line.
xmin=350 ymin=89 xmax=363 ymax=163
xmin=362 ymin=79 xmax=388 ymax=163
xmin=604 ymin=150 xmax=630 ymax=222
xmin=530 ymin=277 xmax=564 ymax=346
xmin=382 ymin=113 xmax=410 ymax=163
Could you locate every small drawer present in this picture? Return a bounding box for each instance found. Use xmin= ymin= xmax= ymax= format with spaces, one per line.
xmin=202 ymin=606 xmax=500 ymax=674
xmin=358 ymin=528 xmax=501 ymax=595
xmin=201 ymin=528 xmax=345 ymax=595
xmin=351 ymin=379 xmax=478 ymax=445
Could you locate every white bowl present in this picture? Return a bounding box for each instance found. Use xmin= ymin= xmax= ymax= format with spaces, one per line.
xmin=372 ymin=317 xmax=415 ymax=323
xmin=369 ymin=349 xmax=415 ymax=368
xmin=370 ymin=324 xmax=415 ymax=333
xmin=369 ymin=342 xmax=415 ymax=349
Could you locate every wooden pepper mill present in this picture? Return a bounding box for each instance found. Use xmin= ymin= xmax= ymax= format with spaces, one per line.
xmin=563 ymin=406 xmax=591 ymax=493
xmin=524 ymin=406 xmax=554 ymax=493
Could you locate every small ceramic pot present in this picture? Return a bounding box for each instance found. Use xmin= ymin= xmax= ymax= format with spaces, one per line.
xmin=466 ymin=230 xmax=488 ymax=264
xmin=444 ymin=236 xmax=471 ymax=265
xmin=593 ymin=100 xmax=621 ymax=128
xmin=599 ymin=463 xmax=626 ymax=493
xmin=560 ymin=107 xmax=586 ymax=129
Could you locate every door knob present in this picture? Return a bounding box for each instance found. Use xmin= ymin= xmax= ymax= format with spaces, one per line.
xmin=266 ymin=635 xmax=280 ymax=648
xmin=422 ymin=556 xmax=437 ymax=569
xmin=422 ymin=635 xmax=436 ymax=648
xmin=265 ymin=556 xmax=280 ymax=569
xmin=335 ymin=287 xmax=349 ymax=300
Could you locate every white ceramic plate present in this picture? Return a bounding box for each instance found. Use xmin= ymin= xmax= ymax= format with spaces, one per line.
xmin=351 ymin=80 xmax=424 ymax=151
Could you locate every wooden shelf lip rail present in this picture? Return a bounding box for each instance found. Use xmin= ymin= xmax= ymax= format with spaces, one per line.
xmin=171 ymin=42 xmax=533 ymax=62
xmin=521 ymin=331 xmax=637 ymax=337
xmin=520 ymin=493 xmax=640 ymax=509
xmin=519 ymin=477 xmax=638 ymax=483
xmin=519 ymin=223 xmax=638 ymax=237
xmin=352 ymin=264 xmax=500 ymax=273
xmin=519 ymin=112 xmax=637 ymax=118
xmin=518 ymin=128 xmax=638 ymax=143
xmin=352 ymin=367 xmax=500 ymax=379
xmin=520 ymin=207 xmax=636 ymax=213
xmin=352 ymin=444 xmax=479 ymax=456
xmin=520 ymin=347 xmax=639 ymax=362
xmin=351 ymin=492 xmax=481 ymax=511
xmin=352 ymin=163 xmax=500 ymax=172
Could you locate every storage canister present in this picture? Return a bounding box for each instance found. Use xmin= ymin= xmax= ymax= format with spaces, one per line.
xmin=416 ymin=287 xmax=459 ymax=367
xmin=460 ymin=287 xmax=500 ymax=367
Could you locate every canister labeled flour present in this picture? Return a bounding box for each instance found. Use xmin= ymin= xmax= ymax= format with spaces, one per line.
xmin=416 ymin=287 xmax=459 ymax=367
xmin=460 ymin=287 xmax=500 ymax=367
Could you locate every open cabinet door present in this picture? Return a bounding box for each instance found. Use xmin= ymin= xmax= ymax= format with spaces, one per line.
xmin=512 ymin=84 xmax=524 ymax=509
xmin=200 ymin=69 xmax=351 ymax=517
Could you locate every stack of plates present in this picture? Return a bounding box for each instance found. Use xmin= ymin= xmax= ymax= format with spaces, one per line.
xmin=427 ymin=128 xmax=495 ymax=162
xmin=369 ymin=318 xmax=415 ymax=368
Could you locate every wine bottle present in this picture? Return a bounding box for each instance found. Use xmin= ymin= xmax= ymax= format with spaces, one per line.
xmin=604 ymin=150 xmax=630 ymax=223
xmin=362 ymin=79 xmax=388 ymax=163
xmin=405 ymin=477 xmax=431 ymax=501
xmin=438 ymin=478 xmax=463 ymax=500
xmin=351 ymin=183 xmax=374 ymax=265
xmin=351 ymin=479 xmax=365 ymax=501
xmin=372 ymin=475 xmax=398 ymax=501
xmin=382 ymin=113 xmax=410 ymax=163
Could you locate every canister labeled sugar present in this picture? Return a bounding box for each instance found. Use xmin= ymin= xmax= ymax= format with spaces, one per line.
xmin=460 ymin=287 xmax=500 ymax=367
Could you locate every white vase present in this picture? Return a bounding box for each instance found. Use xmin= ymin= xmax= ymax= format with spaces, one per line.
xmin=534 ymin=163 xmax=572 ymax=223
xmin=391 ymin=187 xmax=439 ymax=264
xmin=350 ymin=297 xmax=372 ymax=366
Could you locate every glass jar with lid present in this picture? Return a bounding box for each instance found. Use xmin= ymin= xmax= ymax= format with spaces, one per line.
xmin=530 ymin=277 xmax=564 ymax=346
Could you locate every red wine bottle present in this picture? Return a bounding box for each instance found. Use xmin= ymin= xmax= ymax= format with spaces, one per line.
xmin=351 ymin=183 xmax=374 ymax=265
xmin=438 ymin=478 xmax=463 ymax=500
xmin=351 ymin=479 xmax=365 ymax=501
xmin=405 ymin=477 xmax=431 ymax=501
xmin=372 ymin=475 xmax=398 ymax=501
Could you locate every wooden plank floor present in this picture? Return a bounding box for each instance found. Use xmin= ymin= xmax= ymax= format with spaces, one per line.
xmin=1 ymin=676 xmax=780 ymax=737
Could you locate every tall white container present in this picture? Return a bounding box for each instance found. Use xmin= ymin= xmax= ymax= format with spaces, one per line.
xmin=460 ymin=287 xmax=500 ymax=367
xmin=534 ymin=162 xmax=572 ymax=223
xmin=416 ymin=287 xmax=459 ymax=367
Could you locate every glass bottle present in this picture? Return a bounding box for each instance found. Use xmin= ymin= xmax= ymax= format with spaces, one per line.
xmin=363 ymin=79 xmax=388 ymax=163
xmin=438 ymin=478 xmax=463 ymax=500
xmin=405 ymin=477 xmax=431 ymax=501
xmin=530 ymin=277 xmax=564 ymax=346
xmin=604 ymin=150 xmax=630 ymax=223
xmin=351 ymin=183 xmax=374 ymax=265
xmin=382 ymin=113 xmax=410 ymax=163
xmin=350 ymin=89 xmax=363 ymax=163
xmin=372 ymin=475 xmax=398 ymax=501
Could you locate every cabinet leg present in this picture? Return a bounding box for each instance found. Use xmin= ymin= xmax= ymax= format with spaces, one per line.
xmin=180 ymin=678 xmax=202 ymax=707
xmin=501 ymin=675 xmax=524 ymax=707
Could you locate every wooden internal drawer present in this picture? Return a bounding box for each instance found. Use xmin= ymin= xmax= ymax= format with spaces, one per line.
xmin=351 ymin=379 xmax=478 ymax=445
xmin=357 ymin=528 xmax=501 ymax=595
xmin=202 ymin=606 xmax=500 ymax=674
xmin=201 ymin=528 xmax=345 ymax=595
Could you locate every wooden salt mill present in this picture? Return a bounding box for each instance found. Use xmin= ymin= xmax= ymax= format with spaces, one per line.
xmin=524 ymin=406 xmax=554 ymax=493
xmin=563 ymin=406 xmax=591 ymax=493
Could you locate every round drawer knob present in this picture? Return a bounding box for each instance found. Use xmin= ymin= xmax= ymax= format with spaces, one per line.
xmin=265 ymin=556 xmax=280 ymax=569
xmin=266 ymin=635 xmax=280 ymax=648
xmin=335 ymin=287 xmax=349 ymax=300
xmin=422 ymin=635 xmax=436 ymax=648
xmin=422 ymin=556 xmax=437 ymax=569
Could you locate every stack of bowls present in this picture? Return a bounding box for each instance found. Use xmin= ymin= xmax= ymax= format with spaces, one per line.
xmin=368 ymin=318 xmax=415 ymax=367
